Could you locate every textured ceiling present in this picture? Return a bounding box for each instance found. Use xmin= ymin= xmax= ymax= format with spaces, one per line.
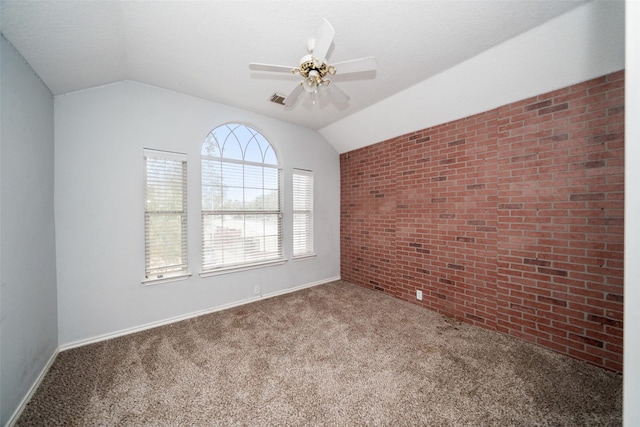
xmin=1 ymin=1 xmax=588 ymax=132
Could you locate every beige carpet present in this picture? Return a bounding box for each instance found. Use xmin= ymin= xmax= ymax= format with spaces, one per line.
xmin=17 ymin=280 xmax=621 ymax=426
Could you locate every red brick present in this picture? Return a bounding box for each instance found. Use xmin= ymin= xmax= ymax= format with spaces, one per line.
xmin=340 ymin=72 xmax=624 ymax=372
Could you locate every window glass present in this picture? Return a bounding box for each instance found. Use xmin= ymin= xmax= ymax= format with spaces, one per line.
xmin=202 ymin=124 xmax=282 ymax=272
xmin=144 ymin=149 xmax=188 ymax=281
xmin=292 ymin=169 xmax=314 ymax=258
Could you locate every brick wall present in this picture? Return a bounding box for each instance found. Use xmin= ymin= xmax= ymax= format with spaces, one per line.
xmin=340 ymin=71 xmax=625 ymax=372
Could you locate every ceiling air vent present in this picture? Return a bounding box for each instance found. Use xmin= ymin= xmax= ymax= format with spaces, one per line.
xmin=270 ymin=93 xmax=286 ymax=105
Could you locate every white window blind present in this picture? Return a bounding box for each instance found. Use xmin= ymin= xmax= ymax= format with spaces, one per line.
xmin=201 ymin=124 xmax=283 ymax=273
xmin=293 ymin=169 xmax=314 ymax=258
xmin=144 ymin=149 xmax=188 ymax=280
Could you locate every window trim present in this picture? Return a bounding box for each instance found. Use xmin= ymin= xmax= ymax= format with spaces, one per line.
xmin=142 ymin=149 xmax=190 ymax=285
xmin=199 ymin=258 xmax=286 ymax=278
xmin=201 ymin=123 xmax=284 ymax=275
xmin=142 ymin=272 xmax=192 ymax=286
xmin=292 ymin=168 xmax=315 ymax=259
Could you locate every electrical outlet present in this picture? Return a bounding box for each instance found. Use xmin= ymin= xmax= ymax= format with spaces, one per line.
xmin=254 ymin=285 xmax=261 ymax=295
xmin=416 ymin=290 xmax=423 ymax=300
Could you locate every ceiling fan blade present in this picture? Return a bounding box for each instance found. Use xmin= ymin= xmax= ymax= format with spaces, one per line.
xmin=249 ymin=63 xmax=295 ymax=73
xmin=332 ymin=57 xmax=377 ymax=75
xmin=311 ymin=18 xmax=335 ymax=62
xmin=328 ymin=82 xmax=350 ymax=105
xmin=284 ymin=83 xmax=304 ymax=106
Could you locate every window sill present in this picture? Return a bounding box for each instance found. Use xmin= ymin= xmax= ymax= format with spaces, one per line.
xmin=200 ymin=258 xmax=286 ymax=277
xmin=292 ymin=254 xmax=316 ymax=261
xmin=142 ymin=272 xmax=192 ymax=286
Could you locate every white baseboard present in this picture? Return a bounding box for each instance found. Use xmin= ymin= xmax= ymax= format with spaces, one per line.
xmin=59 ymin=276 xmax=340 ymax=352
xmin=6 ymin=348 xmax=59 ymax=427
xmin=260 ymin=276 xmax=340 ymax=300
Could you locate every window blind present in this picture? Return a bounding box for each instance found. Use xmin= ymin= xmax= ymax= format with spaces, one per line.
xmin=292 ymin=169 xmax=314 ymax=257
xmin=144 ymin=149 xmax=188 ymax=279
xmin=201 ymin=124 xmax=283 ymax=273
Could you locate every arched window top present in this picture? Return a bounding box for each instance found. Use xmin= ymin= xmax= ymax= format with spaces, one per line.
xmin=202 ymin=123 xmax=278 ymax=166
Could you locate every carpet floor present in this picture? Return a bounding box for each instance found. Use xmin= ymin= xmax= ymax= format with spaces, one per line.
xmin=17 ymin=280 xmax=622 ymax=426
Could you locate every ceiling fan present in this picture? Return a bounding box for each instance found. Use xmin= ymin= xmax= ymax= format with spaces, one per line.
xmin=249 ymin=18 xmax=377 ymax=107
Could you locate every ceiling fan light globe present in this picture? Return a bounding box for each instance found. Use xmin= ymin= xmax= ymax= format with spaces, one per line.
xmin=303 ymin=77 xmax=318 ymax=93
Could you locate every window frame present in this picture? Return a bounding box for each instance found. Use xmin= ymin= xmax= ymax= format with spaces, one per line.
xmin=200 ymin=123 xmax=285 ymax=276
xmin=292 ymin=168 xmax=315 ymax=259
xmin=142 ymin=149 xmax=191 ymax=285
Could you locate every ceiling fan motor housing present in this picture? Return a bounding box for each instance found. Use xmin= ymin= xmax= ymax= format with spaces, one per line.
xmin=296 ymin=54 xmax=334 ymax=79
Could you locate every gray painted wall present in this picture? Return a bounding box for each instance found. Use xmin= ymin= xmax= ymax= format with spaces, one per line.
xmin=54 ymin=81 xmax=340 ymax=346
xmin=0 ymin=36 xmax=58 ymax=426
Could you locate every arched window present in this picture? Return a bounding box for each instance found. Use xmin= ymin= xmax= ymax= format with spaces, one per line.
xmin=201 ymin=123 xmax=282 ymax=273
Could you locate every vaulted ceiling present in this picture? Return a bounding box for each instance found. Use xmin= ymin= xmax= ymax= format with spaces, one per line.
xmin=1 ymin=1 xmax=590 ymax=144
